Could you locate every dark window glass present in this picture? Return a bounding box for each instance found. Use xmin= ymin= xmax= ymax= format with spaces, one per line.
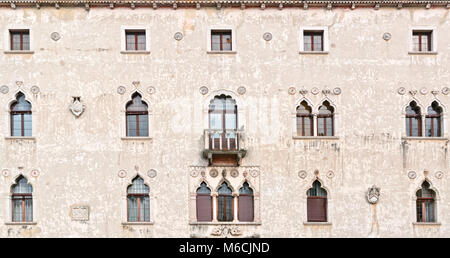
xmin=10 ymin=30 xmax=30 ymax=51
xmin=127 ymin=176 xmax=150 ymax=222
xmin=307 ymin=180 xmax=327 ymax=222
xmin=412 ymin=31 xmax=432 ymax=52
xmin=11 ymin=176 xmax=33 ymax=222
xmin=211 ymin=31 xmax=232 ymax=51
xmin=303 ymin=31 xmax=323 ymax=51
xmin=317 ymin=101 xmax=334 ymax=136
xmin=425 ymin=101 xmax=442 ymax=137
xmin=238 ymin=182 xmax=254 ymax=222
xmin=196 ymin=182 xmax=212 ymax=222
xmin=126 ymin=93 xmax=148 ymax=137
xmin=405 ymin=101 xmax=422 ymax=137
xmin=217 ymin=182 xmax=233 ymax=222
xmin=416 ymin=181 xmax=436 ymax=223
xmin=10 ymin=92 xmax=32 ymax=137
xmin=297 ymin=101 xmax=313 ymax=136
xmin=126 ymin=30 xmax=146 ymax=51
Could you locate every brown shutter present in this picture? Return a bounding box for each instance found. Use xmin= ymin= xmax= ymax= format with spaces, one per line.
xmin=238 ymin=195 xmax=254 ymax=222
xmin=196 ymin=195 xmax=212 ymax=222
xmin=307 ymin=197 xmax=327 ymax=222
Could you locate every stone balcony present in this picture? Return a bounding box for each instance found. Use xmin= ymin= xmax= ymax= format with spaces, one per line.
xmin=202 ymin=129 xmax=247 ymax=166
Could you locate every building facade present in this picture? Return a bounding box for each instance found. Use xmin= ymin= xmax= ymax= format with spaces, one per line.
xmin=0 ymin=0 xmax=449 ymax=237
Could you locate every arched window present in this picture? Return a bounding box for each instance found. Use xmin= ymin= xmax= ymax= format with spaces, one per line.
xmin=307 ymin=180 xmax=327 ymax=222
xmin=10 ymin=92 xmax=32 ymax=137
xmin=217 ymin=182 xmax=233 ymax=222
xmin=209 ymin=95 xmax=237 ymax=150
xmin=317 ymin=101 xmax=334 ymax=136
xmin=296 ymin=101 xmax=313 ymax=136
xmin=416 ymin=181 xmax=436 ymax=223
xmin=238 ymin=182 xmax=254 ymax=222
xmin=126 ymin=93 xmax=148 ymax=137
xmin=11 ymin=176 xmax=33 ymax=222
xmin=127 ymin=176 xmax=150 ymax=222
xmin=425 ymin=101 xmax=442 ymax=137
xmin=196 ymin=182 xmax=212 ymax=222
xmin=406 ymin=101 xmax=422 ymax=137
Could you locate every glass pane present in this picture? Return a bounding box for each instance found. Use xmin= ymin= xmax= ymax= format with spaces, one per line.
xmin=412 ymin=34 xmax=420 ymax=51
xmin=127 ymin=115 xmax=137 ymax=137
xmin=13 ymin=177 xmax=33 ymax=194
xmin=211 ymin=34 xmax=221 ymax=51
xmin=209 ymin=113 xmax=222 ymax=130
xmin=425 ymin=118 xmax=431 ymax=137
xmin=196 ymin=182 xmax=211 ymax=194
xmin=137 ymin=34 xmax=146 ymax=50
xmin=304 ymin=117 xmax=312 ymax=136
xmin=13 ymin=198 xmax=22 ymax=222
xmin=218 ymin=182 xmax=232 ymax=195
xmin=12 ymin=34 xmax=21 ymax=50
xmin=425 ymin=201 xmax=435 ymax=222
xmin=239 ymin=183 xmax=253 ymax=195
xmin=326 ymin=117 xmax=333 ymax=136
xmin=138 ymin=114 xmax=148 ymax=137
xmin=23 ymin=114 xmax=32 ymax=136
xmin=142 ymin=196 xmax=150 ymax=222
xmin=126 ymin=94 xmax=148 ymax=112
xmin=318 ymin=118 xmax=325 ymax=136
xmin=12 ymin=93 xmax=32 ymax=111
xmin=22 ymin=34 xmax=30 ymax=50
xmin=25 ymin=197 xmax=33 ymax=221
xmin=222 ymin=34 xmax=232 ymax=51
xmin=126 ymin=34 xmax=136 ymax=50
xmin=127 ymin=196 xmax=138 ymax=222
xmin=303 ymin=35 xmax=312 ymax=51
xmin=225 ymin=113 xmax=236 ymax=130
xmin=307 ymin=181 xmax=327 ymax=197
xmin=313 ymin=35 xmax=322 ymax=51
xmin=12 ymin=114 xmax=22 ymax=136
xmin=421 ymin=34 xmax=428 ymax=52
xmin=127 ymin=177 xmax=150 ymax=194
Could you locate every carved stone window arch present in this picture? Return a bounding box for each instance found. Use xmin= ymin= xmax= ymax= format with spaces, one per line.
xmin=11 ymin=175 xmax=33 ymax=222
xmin=238 ymin=182 xmax=254 ymax=222
xmin=127 ymin=176 xmax=150 ymax=222
xmin=296 ymin=100 xmax=313 ymax=136
xmin=306 ymin=180 xmax=327 ymax=222
xmin=416 ymin=181 xmax=436 ymax=223
xmin=217 ymin=182 xmax=233 ymax=222
xmin=196 ymin=182 xmax=212 ymax=222
xmin=10 ymin=92 xmax=32 ymax=137
xmin=126 ymin=92 xmax=149 ymax=137
xmin=406 ymin=101 xmax=422 ymax=137
xmin=425 ymin=101 xmax=443 ymax=137
xmin=317 ymin=101 xmax=334 ymax=137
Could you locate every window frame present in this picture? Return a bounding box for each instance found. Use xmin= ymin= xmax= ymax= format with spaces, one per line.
xmin=125 ymin=30 xmax=146 ymax=51
xmin=409 ymin=27 xmax=437 ymax=54
xmin=121 ymin=26 xmax=151 ymax=54
xmin=207 ymin=26 xmax=237 ymax=53
xmin=4 ymin=26 xmax=34 ymax=54
xmin=299 ymin=26 xmax=329 ymax=54
xmin=10 ymin=29 xmax=30 ymax=51
xmin=125 ymin=93 xmax=150 ymax=138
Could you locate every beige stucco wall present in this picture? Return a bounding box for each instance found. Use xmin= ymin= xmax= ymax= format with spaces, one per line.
xmin=0 ymin=5 xmax=449 ymax=237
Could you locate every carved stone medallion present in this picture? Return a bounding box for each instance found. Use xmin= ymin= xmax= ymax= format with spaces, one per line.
xmin=31 ymin=169 xmax=40 ymax=177
xmin=117 ymin=86 xmax=126 ymax=95
xmin=420 ymin=88 xmax=428 ymax=95
xmin=407 ymin=171 xmax=417 ymax=179
xmin=326 ymin=170 xmax=334 ymax=178
xmin=311 ymin=87 xmax=320 ymax=95
xmin=174 ymin=32 xmax=183 ymax=41
xmin=397 ymin=87 xmax=406 ymax=95
xmin=288 ymin=87 xmax=296 ymax=95
xmin=366 ymin=185 xmax=380 ymax=204
xmin=0 ymin=85 xmax=9 ymax=94
xmin=263 ymin=32 xmax=272 ymax=41
xmin=251 ymin=170 xmax=259 ymax=178
xmin=237 ymin=86 xmax=246 ymax=95
xmin=147 ymin=86 xmax=155 ymax=94
xmin=118 ymin=170 xmax=127 ymax=178
xmin=199 ymin=86 xmax=209 ymax=95
xmin=435 ymin=171 xmax=444 ymax=179
xmin=30 ymin=85 xmax=40 ymax=94
xmin=298 ymin=170 xmax=307 ymax=179
xmin=190 ymin=169 xmax=199 ymax=177
xmin=382 ymin=32 xmax=392 ymax=41
xmin=209 ymin=169 xmax=218 ymax=178
xmin=442 ymin=87 xmax=450 ymax=95
xmin=147 ymin=169 xmax=157 ymax=178
xmin=230 ymin=169 xmax=239 ymax=178
xmin=2 ymin=169 xmax=10 ymax=177
xmin=51 ymin=32 xmax=61 ymax=41
xmin=333 ymin=87 xmax=341 ymax=95
xmin=70 ymin=97 xmax=85 ymax=117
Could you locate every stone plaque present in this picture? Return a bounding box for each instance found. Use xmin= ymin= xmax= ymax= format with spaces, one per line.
xmin=71 ymin=206 xmax=89 ymax=221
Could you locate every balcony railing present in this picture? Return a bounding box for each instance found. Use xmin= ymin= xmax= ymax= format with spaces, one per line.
xmin=203 ymin=129 xmax=247 ymax=166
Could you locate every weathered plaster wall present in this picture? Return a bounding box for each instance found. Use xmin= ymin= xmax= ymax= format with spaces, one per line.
xmin=0 ymin=6 xmax=449 ymax=237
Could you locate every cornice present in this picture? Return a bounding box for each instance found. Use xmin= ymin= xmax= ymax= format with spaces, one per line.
xmin=0 ymin=0 xmax=449 ymax=10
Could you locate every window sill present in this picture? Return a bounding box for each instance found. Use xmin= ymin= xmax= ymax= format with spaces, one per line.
xmin=408 ymin=51 xmax=437 ymax=55
xmin=190 ymin=222 xmax=261 ymax=226
xmin=299 ymin=51 xmax=329 ymax=55
xmin=412 ymin=222 xmax=441 ymax=226
xmin=5 ymin=222 xmax=37 ymax=225
xmin=4 ymin=136 xmax=36 ymax=141
xmin=207 ymin=51 xmax=237 ymax=55
xmin=402 ymin=137 xmax=448 ymax=141
xmin=293 ymin=136 xmax=339 ymax=140
xmin=4 ymin=50 xmax=35 ymax=54
xmin=303 ymin=222 xmax=332 ymax=226
xmin=121 ymin=137 xmax=152 ymax=141
xmin=120 ymin=51 xmax=150 ymax=54
xmin=122 ymin=221 xmax=154 ymax=225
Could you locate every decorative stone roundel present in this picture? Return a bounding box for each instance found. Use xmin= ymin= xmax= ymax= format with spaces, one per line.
xmin=435 ymin=171 xmax=444 ymax=179
xmin=199 ymin=86 xmax=209 ymax=95
xmin=51 ymin=32 xmax=61 ymax=41
xmin=174 ymin=32 xmax=183 ymax=41
xmin=190 ymin=170 xmax=199 ymax=178
xmin=333 ymin=87 xmax=342 ymax=95
xmin=31 ymin=169 xmax=40 ymax=177
xmin=117 ymin=86 xmax=126 ymax=95
xmin=263 ymin=32 xmax=272 ymax=41
xmin=397 ymin=87 xmax=406 ymax=95
xmin=298 ymin=170 xmax=307 ymax=179
xmin=2 ymin=169 xmax=10 ymax=177
xmin=311 ymin=87 xmax=320 ymax=95
xmin=0 ymin=85 xmax=9 ymax=94
xmin=251 ymin=170 xmax=259 ymax=178
xmin=326 ymin=170 xmax=334 ymax=178
xmin=288 ymin=87 xmax=296 ymax=95
xmin=147 ymin=169 xmax=157 ymax=178
xmin=118 ymin=170 xmax=127 ymax=178
xmin=209 ymin=169 xmax=218 ymax=178
xmin=382 ymin=32 xmax=392 ymax=41
xmin=237 ymin=86 xmax=246 ymax=95
xmin=230 ymin=169 xmax=239 ymax=178
xmin=407 ymin=171 xmax=417 ymax=179
xmin=147 ymin=86 xmax=155 ymax=94
xmin=442 ymin=87 xmax=450 ymax=95
xmin=420 ymin=88 xmax=428 ymax=95
xmin=30 ymin=85 xmax=40 ymax=94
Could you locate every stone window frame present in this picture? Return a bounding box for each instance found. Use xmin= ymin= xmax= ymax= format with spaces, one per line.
xmin=188 ymin=166 xmax=261 ymax=225
xmin=121 ymin=173 xmax=155 ymax=225
xmin=4 ymin=174 xmax=38 ymax=225
xmin=303 ymin=177 xmax=333 ymax=226
xmin=4 ymin=90 xmax=37 ymax=141
xmin=299 ymin=26 xmax=329 ymax=54
xmin=3 ymin=25 xmax=34 ymax=54
xmin=120 ymin=25 xmax=151 ymax=54
xmin=292 ymin=97 xmax=339 ymax=140
xmin=401 ymin=99 xmax=447 ymax=140
xmin=120 ymin=90 xmax=153 ymax=140
xmin=408 ymin=26 xmax=437 ymax=55
xmin=412 ymin=179 xmax=441 ymax=225
xmin=207 ymin=26 xmax=237 ymax=54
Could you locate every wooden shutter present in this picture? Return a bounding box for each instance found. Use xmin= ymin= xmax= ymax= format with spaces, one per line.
xmin=307 ymin=197 xmax=327 ymax=222
xmin=196 ymin=195 xmax=212 ymax=222
xmin=238 ymin=195 xmax=254 ymax=222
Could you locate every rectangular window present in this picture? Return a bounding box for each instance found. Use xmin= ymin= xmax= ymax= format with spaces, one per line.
xmin=126 ymin=30 xmax=146 ymax=51
xmin=12 ymin=195 xmax=33 ymax=222
xmin=211 ymin=30 xmax=232 ymax=51
xmin=412 ymin=31 xmax=432 ymax=52
xmin=416 ymin=198 xmax=435 ymax=222
xmin=127 ymin=195 xmax=150 ymax=222
xmin=303 ymin=31 xmax=323 ymax=52
xmin=10 ymin=30 xmax=30 ymax=51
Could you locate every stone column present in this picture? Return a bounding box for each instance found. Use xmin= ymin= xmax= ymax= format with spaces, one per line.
xmin=212 ymin=193 xmax=218 ymax=222
xmin=233 ymin=193 xmax=239 ymax=222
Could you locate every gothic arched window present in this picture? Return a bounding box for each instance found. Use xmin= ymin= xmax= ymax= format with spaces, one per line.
xmin=416 ymin=181 xmax=436 ymax=223
xmin=297 ymin=101 xmax=313 ymax=136
xmin=196 ymin=182 xmax=212 ymax=222
xmin=209 ymin=95 xmax=238 ymax=150
xmin=217 ymin=182 xmax=233 ymax=222
xmin=10 ymin=92 xmax=32 ymax=137
xmin=11 ymin=176 xmax=33 ymax=222
xmin=126 ymin=93 xmax=148 ymax=137
xmin=317 ymin=101 xmax=334 ymax=136
xmin=238 ymin=182 xmax=254 ymax=222
xmin=307 ymin=180 xmax=327 ymax=222
xmin=406 ymin=101 xmax=422 ymax=137
xmin=425 ymin=101 xmax=442 ymax=137
xmin=127 ymin=176 xmax=150 ymax=222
